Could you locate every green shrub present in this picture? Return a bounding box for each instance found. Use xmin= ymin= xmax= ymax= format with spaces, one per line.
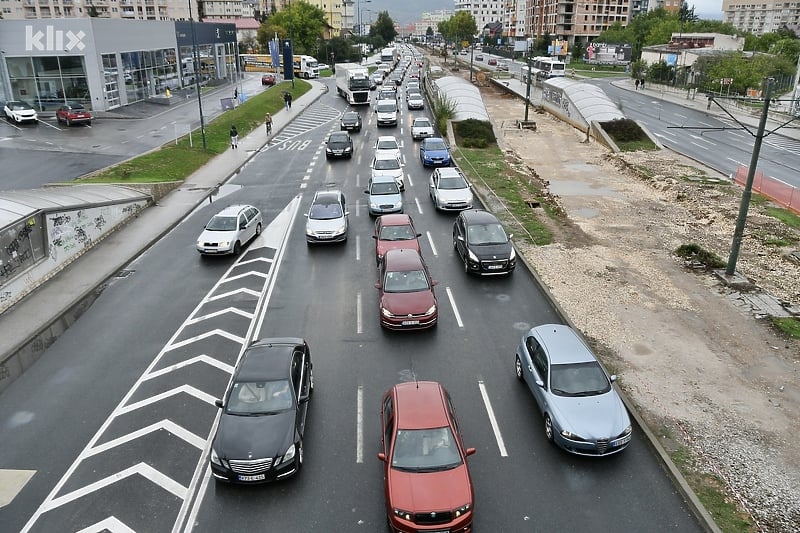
xmin=674 ymin=243 xmax=726 ymax=269
xmin=600 ymin=118 xmax=649 ymax=143
xmin=455 ymin=119 xmax=496 ymax=144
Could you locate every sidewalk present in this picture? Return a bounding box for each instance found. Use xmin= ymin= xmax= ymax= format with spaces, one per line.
xmin=0 ymin=80 xmax=328 ymax=392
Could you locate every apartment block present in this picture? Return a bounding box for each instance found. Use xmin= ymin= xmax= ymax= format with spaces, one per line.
xmin=722 ymin=0 xmax=800 ymax=36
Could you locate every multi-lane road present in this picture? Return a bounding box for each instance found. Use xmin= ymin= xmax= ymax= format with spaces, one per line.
xmin=0 ymin=72 xmax=707 ymax=532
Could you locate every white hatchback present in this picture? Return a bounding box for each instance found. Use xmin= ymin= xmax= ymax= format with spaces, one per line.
xmin=371 ymin=156 xmax=405 ymax=191
xmin=411 ymin=117 xmax=434 ymax=140
xmin=375 ymin=135 xmax=401 ymax=160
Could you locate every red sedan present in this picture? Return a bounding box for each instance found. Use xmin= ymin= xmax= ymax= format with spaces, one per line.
xmin=373 ymin=214 xmax=422 ymax=266
xmin=261 ymin=73 xmax=276 ymax=86
xmin=378 ymin=381 xmax=476 ymax=533
xmin=56 ymin=103 xmax=92 ymax=126
xmin=375 ymin=249 xmax=437 ymax=330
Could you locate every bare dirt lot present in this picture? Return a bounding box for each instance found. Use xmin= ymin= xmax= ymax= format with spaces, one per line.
xmin=476 ymin=81 xmax=800 ymax=531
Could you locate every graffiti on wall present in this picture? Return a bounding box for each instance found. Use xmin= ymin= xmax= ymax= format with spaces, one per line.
xmin=0 ymin=218 xmax=43 ymax=285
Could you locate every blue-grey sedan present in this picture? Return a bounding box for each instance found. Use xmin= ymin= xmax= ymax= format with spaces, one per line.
xmin=514 ymin=324 xmax=632 ymax=456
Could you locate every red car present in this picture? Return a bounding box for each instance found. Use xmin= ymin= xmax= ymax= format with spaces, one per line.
xmin=261 ymin=73 xmax=276 ymax=86
xmin=56 ymin=103 xmax=92 ymax=126
xmin=487 ymin=58 xmax=497 ymax=66
xmin=375 ymin=249 xmax=438 ymax=330
xmin=378 ymin=381 xmax=476 ymax=533
xmin=373 ymin=214 xmax=422 ymax=266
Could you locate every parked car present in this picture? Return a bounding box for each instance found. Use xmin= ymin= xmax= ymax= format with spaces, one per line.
xmin=515 ymin=324 xmax=632 ymax=455
xmin=487 ymin=58 xmax=498 ymax=66
xmin=210 ymin=337 xmax=313 ymax=483
xmin=340 ymin=111 xmax=362 ymax=132
xmin=305 ymin=189 xmax=348 ymax=244
xmin=419 ymin=137 xmax=451 ymax=167
xmin=56 ymin=103 xmax=92 ymax=126
xmin=406 ymin=92 xmax=424 ymax=110
xmin=476 ymin=54 xmax=484 ymax=61
xmin=378 ymin=381 xmax=475 ymax=530
xmin=196 ymin=204 xmax=262 ymax=255
xmin=373 ymin=214 xmax=422 ymax=266
xmin=365 ymin=176 xmax=403 ymax=216
xmin=375 ymin=249 xmax=438 ymax=330
xmin=3 ymin=100 xmax=38 ymax=123
xmin=261 ymin=73 xmax=276 ymax=86
xmin=371 ymin=156 xmax=405 ymax=191
xmin=410 ymin=117 xmax=434 ymax=140
xmin=429 ymin=167 xmax=473 ymax=211
xmin=374 ymin=135 xmax=401 ymax=160
xmin=452 ymin=209 xmax=516 ymax=275
xmin=325 ymin=131 xmax=354 ymax=159
xmin=496 ymin=61 xmax=509 ymax=71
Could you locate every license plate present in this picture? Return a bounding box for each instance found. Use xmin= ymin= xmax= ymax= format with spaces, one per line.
xmin=402 ymin=320 xmax=420 ymax=326
xmin=238 ymin=474 xmax=265 ymax=481
xmin=487 ymin=265 xmax=503 ymax=270
xmin=610 ymin=434 xmax=632 ymax=447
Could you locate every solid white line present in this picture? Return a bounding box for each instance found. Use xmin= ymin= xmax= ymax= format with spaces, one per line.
xmin=143 ymin=355 xmax=234 ymax=381
xmin=478 ymin=381 xmax=508 ymax=457
xmin=414 ymin=197 xmax=423 ymax=214
xmin=357 ymin=292 xmax=363 ymax=334
xmin=691 ymin=141 xmax=708 ymax=149
xmin=426 ymin=231 xmax=437 ymax=257
xmin=356 ymin=385 xmax=364 ymax=463
xmin=445 ymin=287 xmax=464 ymax=328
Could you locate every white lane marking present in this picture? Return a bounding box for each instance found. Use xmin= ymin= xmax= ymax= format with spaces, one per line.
xmin=357 ymin=292 xmax=363 ymax=334
xmin=300 ymin=183 xmax=308 ymax=189
xmin=405 ymin=173 xmax=413 ymax=188
xmin=356 ymin=234 xmax=361 ymax=262
xmin=355 ymin=198 xmax=361 ymax=217
xmin=143 ymin=354 xmax=233 ymax=381
xmin=0 ymin=469 xmax=35 ymax=508
xmin=356 ymin=385 xmax=364 ymax=463
xmin=691 ymin=141 xmax=710 ymax=149
xmin=76 ymin=516 xmax=136 ymax=533
xmin=85 ymin=420 xmax=206 ymax=458
xmin=445 ymin=287 xmax=464 ymax=328
xmin=414 ymin=197 xmax=423 ymax=214
xmin=673 ymin=113 xmax=687 ymax=119
xmin=303 ymin=174 xmax=310 ymax=181
xmin=478 ymin=381 xmax=508 ymax=457
xmin=426 ymin=231 xmax=437 ymax=257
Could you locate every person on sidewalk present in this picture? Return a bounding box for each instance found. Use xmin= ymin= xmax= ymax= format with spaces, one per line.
xmin=265 ymin=112 xmax=273 ymax=135
xmin=284 ymin=92 xmax=291 ymax=110
xmin=230 ymin=125 xmax=238 ymax=149
xmin=635 ymin=78 xmax=640 ymax=90
xmin=640 ymin=78 xmax=645 ymax=90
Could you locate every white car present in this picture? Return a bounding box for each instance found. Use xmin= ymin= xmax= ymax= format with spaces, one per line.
xmin=406 ymin=81 xmax=420 ymax=91
xmin=3 ymin=100 xmax=38 ymax=124
xmin=375 ymin=100 xmax=398 ymax=127
xmin=429 ymin=167 xmax=473 ymax=211
xmin=305 ymin=189 xmax=348 ymax=244
xmin=196 ymin=204 xmax=262 ymax=255
xmin=407 ymin=93 xmax=424 ymax=110
xmin=375 ymin=135 xmax=401 ymax=160
xmin=411 ymin=117 xmax=434 ymax=140
xmin=371 ymin=156 xmax=404 ymax=191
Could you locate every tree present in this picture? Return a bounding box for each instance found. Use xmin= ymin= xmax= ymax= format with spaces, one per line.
xmin=369 ymin=11 xmax=397 ymax=47
xmin=679 ymin=2 xmax=699 ymax=24
xmin=88 ymin=1 xmax=99 ymax=17
xmin=438 ymin=11 xmax=477 ymax=50
xmin=426 ymin=27 xmax=434 ymax=42
xmin=257 ymin=1 xmax=327 ymax=55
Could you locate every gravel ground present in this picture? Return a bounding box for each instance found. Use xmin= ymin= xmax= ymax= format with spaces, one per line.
xmin=473 ymin=82 xmax=800 ymax=531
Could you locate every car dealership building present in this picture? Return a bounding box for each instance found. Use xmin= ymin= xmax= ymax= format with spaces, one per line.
xmin=0 ymin=18 xmax=237 ymax=112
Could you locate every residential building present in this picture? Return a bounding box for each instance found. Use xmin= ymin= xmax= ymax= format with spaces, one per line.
xmin=305 ymin=0 xmax=351 ymax=37
xmin=413 ymin=9 xmax=453 ymax=40
xmin=722 ymin=0 xmax=800 ymax=36
xmin=504 ymin=0 xmax=527 ymax=42
xmin=530 ymin=0 xmax=631 ymax=49
xmin=454 ymin=0 xmax=504 ymax=34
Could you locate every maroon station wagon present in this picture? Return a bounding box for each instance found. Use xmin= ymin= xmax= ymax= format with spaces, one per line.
xmin=373 ymin=214 xmax=422 ymax=266
xmin=375 ymin=249 xmax=438 ymax=330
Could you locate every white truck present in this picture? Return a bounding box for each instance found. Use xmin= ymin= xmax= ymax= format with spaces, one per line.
xmin=335 ymin=63 xmax=371 ymax=105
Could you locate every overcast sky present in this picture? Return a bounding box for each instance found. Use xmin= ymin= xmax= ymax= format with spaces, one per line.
xmin=364 ymin=0 xmax=724 ymax=25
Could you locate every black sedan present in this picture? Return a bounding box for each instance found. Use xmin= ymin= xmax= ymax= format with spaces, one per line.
xmin=452 ymin=210 xmax=516 ymax=275
xmin=210 ymin=337 xmax=313 ymax=483
xmin=325 ymin=131 xmax=354 ymax=159
xmin=340 ymin=111 xmax=362 ymax=132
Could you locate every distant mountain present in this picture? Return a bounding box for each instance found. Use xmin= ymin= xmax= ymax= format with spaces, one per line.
xmin=362 ymin=0 xmax=453 ymax=26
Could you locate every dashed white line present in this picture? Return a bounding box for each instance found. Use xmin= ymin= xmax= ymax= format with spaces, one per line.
xmin=355 ymin=198 xmax=361 ymax=217
xmin=445 ymin=287 xmax=463 ymax=328
xmin=356 ymin=292 xmax=363 ymax=334
xmin=414 ymin=197 xmax=423 ymax=214
xmin=355 ymin=234 xmax=361 ymax=262
xmin=405 ymin=173 xmax=413 ymax=188
xmin=478 ymin=380 xmax=508 ymax=457
xmin=356 ymin=385 xmax=364 ymax=463
xmin=426 ymin=231 xmax=438 ymax=257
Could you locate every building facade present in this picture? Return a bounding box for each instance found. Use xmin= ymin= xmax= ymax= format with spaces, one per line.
xmin=531 ymin=0 xmax=631 ymax=48
xmin=722 ymin=0 xmax=800 ymax=36
xmin=454 ymin=0 xmax=504 ymax=34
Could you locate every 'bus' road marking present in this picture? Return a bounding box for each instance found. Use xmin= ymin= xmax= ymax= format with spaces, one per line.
xmin=478 ymin=380 xmax=508 ymax=457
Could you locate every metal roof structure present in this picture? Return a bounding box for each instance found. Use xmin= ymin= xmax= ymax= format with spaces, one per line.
xmin=433 ymin=76 xmax=491 ymax=122
xmin=546 ymin=78 xmax=625 ymax=123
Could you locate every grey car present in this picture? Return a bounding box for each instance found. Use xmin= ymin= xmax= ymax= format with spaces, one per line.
xmin=514 ymin=324 xmax=632 ymax=456
xmin=196 ymin=204 xmax=262 ymax=255
xmin=305 ymin=189 xmax=348 ymax=244
xmin=364 ymin=176 xmax=403 ymax=216
xmin=429 ymin=167 xmax=473 ymax=211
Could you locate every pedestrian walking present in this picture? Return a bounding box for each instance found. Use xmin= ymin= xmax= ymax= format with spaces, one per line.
xmin=639 ymin=78 xmax=645 ymax=90
xmin=283 ymin=92 xmax=290 ymax=110
xmin=234 ymin=87 xmax=238 ymax=101
xmin=230 ymin=125 xmax=238 ymax=149
xmin=287 ymin=92 xmax=292 ymax=109
xmin=265 ymin=112 xmax=273 ymax=135
xmin=634 ymin=78 xmax=640 ymax=90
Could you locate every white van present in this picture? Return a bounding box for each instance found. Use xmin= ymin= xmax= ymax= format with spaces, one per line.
xmin=375 ymin=100 xmax=398 ymax=127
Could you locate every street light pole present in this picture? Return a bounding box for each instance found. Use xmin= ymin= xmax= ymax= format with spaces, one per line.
xmin=524 ymin=43 xmax=532 ymax=122
xmin=188 ymin=0 xmax=207 ymax=149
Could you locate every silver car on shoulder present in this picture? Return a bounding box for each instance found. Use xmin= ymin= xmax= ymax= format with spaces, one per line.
xmin=514 ymin=324 xmax=632 ymax=456
xmin=429 ymin=167 xmax=473 ymax=211
xmin=196 ymin=204 xmax=262 ymax=255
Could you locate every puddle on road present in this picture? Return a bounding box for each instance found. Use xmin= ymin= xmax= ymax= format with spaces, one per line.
xmin=547 ymin=179 xmax=621 ymax=198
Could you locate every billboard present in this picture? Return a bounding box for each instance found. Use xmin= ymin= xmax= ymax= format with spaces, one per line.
xmin=584 ymin=43 xmax=632 ymax=65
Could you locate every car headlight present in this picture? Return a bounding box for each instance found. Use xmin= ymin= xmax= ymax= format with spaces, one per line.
xmin=196 ymin=240 xmax=203 ymax=247
xmin=277 ymin=443 xmax=296 ymax=465
xmin=334 ymin=224 xmax=346 ymax=235
xmin=218 ymin=241 xmax=230 ymax=248
xmin=381 ymin=307 xmax=394 ymax=318
xmin=326 ymin=148 xmax=333 ymax=154
xmin=210 ymin=448 xmax=228 ymax=468
xmin=424 ymin=305 xmax=436 ymax=316
xmin=370 ymin=201 xmax=378 ymax=209
xmin=560 ymin=429 xmax=587 ymax=442
xmin=509 ymin=246 xmax=516 ymax=261
xmin=468 ymin=249 xmax=479 ymax=262
xmin=392 ymin=508 xmax=413 ymax=521
xmin=454 ymin=503 xmax=472 ymax=517
xmin=344 ymin=146 xmax=352 ymax=153
xmin=621 ymin=425 xmax=632 ymax=437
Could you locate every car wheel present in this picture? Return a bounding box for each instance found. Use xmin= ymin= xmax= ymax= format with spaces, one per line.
xmin=255 ymin=223 xmax=262 ymax=237
xmin=233 ymin=241 xmax=242 ymax=255
xmin=515 ymin=355 xmax=524 ymax=380
xmin=464 ymin=256 xmax=470 ymax=274
xmin=544 ymin=414 xmax=554 ymax=443
xmin=86 ymin=121 xmax=91 ymax=126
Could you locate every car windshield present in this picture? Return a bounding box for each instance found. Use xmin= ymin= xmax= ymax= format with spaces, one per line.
xmin=371 ymin=181 xmax=400 ymax=195
xmin=413 ymin=120 xmax=431 ymax=128
xmin=343 ymin=113 xmax=358 ymax=122
xmin=374 ymin=159 xmax=400 ymax=170
xmin=206 ymin=215 xmax=238 ymax=231
xmin=377 ymin=140 xmax=398 ymax=151
xmin=226 ymin=379 xmax=294 ymax=415
xmin=439 ymin=176 xmax=468 ymax=190
xmin=329 ymin=134 xmax=349 ymax=143
xmin=467 ymin=223 xmax=508 ymax=245
xmin=377 ymin=103 xmax=397 ymax=113
xmin=69 ymin=104 xmax=86 ymax=111
xmin=424 ymin=140 xmax=447 ymax=151
xmin=549 ymin=362 xmax=611 ymax=397
xmin=383 ymin=269 xmax=430 ymax=292
xmin=10 ymin=102 xmax=32 ymax=110
xmin=309 ymin=202 xmax=343 ymax=220
xmin=379 ymin=224 xmax=416 ymax=241
xmin=391 ymin=427 xmax=462 ymax=471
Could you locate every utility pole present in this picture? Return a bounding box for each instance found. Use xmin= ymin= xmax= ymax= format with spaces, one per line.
xmin=792 ymin=53 xmax=800 ymax=116
xmin=188 ymin=0 xmax=207 ymax=149
xmin=725 ymin=79 xmax=773 ymax=276
xmin=524 ymin=41 xmax=532 ymax=122
xmin=469 ymin=39 xmax=474 ymax=82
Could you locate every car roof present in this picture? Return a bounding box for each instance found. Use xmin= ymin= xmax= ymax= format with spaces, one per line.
xmin=312 ymin=190 xmax=343 ymax=204
xmin=379 ymin=214 xmax=413 ymax=226
xmin=393 ymin=381 xmax=450 ymax=429
xmin=236 ymin=337 xmax=305 ymax=382
xmin=213 ymin=204 xmax=254 ymax=217
xmin=459 ymin=209 xmax=500 ymax=225
xmin=329 ymin=132 xmax=350 ymax=140
xmin=412 ymin=117 xmax=430 ymax=124
xmin=384 ymin=248 xmax=425 ymax=271
xmin=423 ymin=137 xmax=445 ymax=144
xmin=343 ymin=111 xmax=359 ymax=117
xmin=435 ymin=167 xmax=465 ymax=179
xmin=377 ymin=135 xmax=398 ymax=143
xmin=531 ymin=324 xmax=597 ymax=365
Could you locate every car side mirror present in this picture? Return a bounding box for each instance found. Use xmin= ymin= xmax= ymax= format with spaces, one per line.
xmin=372 ymin=235 xmax=378 ymax=240
xmin=535 ymin=380 xmax=545 ymax=389
xmin=416 ymin=233 xmax=422 ymax=237
xmin=377 ymin=452 xmax=387 ymax=462
xmin=344 ymin=211 xmax=350 ymax=216
xmin=431 ymin=280 xmax=439 ymax=287
xmin=304 ymin=213 xmax=308 ymax=218
xmin=465 ymin=447 xmax=477 ymax=457
xmin=610 ymin=374 xmax=617 ymax=383
xmin=299 ymin=393 xmax=310 ymax=403
xmin=457 ymin=235 xmax=465 ymax=242
xmin=240 ymin=223 xmax=246 ymax=230
xmin=215 ymin=399 xmax=224 ymax=409
xmin=364 ymin=190 xmax=369 ymax=194
xmin=508 ymin=233 xmax=514 ymax=239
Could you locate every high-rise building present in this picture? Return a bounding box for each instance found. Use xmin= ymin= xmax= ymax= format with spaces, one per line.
xmin=454 ymin=0 xmax=505 ymax=33
xmin=722 ymin=0 xmax=800 ymax=36
xmin=530 ymin=0 xmax=631 ymax=48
